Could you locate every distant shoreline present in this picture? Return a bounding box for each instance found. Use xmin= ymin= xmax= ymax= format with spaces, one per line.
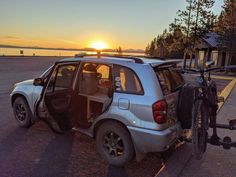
xmin=0 ymin=55 xmax=70 ymax=58
xmin=0 ymin=44 xmax=144 ymax=54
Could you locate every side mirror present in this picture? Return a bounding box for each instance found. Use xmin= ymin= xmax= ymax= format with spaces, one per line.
xmin=33 ymin=78 xmax=44 ymax=86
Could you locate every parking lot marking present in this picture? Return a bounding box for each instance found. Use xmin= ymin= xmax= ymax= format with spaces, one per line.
xmin=216 ymin=77 xmax=236 ymax=112
xmin=211 ymin=75 xmax=236 ymax=80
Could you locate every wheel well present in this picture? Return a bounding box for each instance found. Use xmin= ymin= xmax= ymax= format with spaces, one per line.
xmin=93 ymin=119 xmax=131 ymax=139
xmin=11 ymin=94 xmax=27 ymax=106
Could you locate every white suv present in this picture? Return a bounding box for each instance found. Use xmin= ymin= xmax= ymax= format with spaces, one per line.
xmin=11 ymin=55 xmax=184 ymax=166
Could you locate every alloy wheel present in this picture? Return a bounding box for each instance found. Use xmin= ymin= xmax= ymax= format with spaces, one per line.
xmin=15 ymin=104 xmax=27 ymax=121
xmin=103 ymin=131 xmax=124 ymax=157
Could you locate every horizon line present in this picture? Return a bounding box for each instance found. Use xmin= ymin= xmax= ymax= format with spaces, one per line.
xmin=0 ymin=44 xmax=145 ymax=53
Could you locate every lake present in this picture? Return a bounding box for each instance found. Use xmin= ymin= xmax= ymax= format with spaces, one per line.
xmin=0 ymin=47 xmax=144 ymax=57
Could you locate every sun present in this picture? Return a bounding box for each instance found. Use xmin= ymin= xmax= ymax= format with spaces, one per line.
xmin=91 ymin=40 xmax=108 ymax=50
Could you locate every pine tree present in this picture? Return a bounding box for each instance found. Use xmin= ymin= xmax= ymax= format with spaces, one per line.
xmin=217 ymin=0 xmax=236 ymax=64
xmin=145 ymin=0 xmax=217 ymax=60
xmin=145 ymin=43 xmax=150 ymax=55
xmin=174 ymin=0 xmax=215 ymax=40
xmin=214 ymin=11 xmax=225 ymax=34
xmin=149 ymin=39 xmax=156 ymax=56
xmin=145 ymin=28 xmax=186 ymax=58
xmin=171 ymin=0 xmax=216 ymax=67
xmin=171 ymin=28 xmax=186 ymax=58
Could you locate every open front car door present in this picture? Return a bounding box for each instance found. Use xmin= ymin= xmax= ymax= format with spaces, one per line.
xmin=36 ymin=62 xmax=79 ymax=133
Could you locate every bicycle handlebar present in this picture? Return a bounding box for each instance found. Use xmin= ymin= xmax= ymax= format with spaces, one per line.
xmin=182 ymin=65 xmax=236 ymax=73
xmin=225 ymin=65 xmax=236 ymax=69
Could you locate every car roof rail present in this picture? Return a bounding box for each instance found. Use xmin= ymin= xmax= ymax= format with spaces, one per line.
xmin=125 ymin=56 xmax=144 ymax=64
xmin=136 ymin=55 xmax=165 ymax=60
xmin=74 ymin=53 xmax=144 ymax=64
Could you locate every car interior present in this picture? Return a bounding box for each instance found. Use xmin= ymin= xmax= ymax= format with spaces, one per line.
xmin=76 ymin=62 xmax=113 ymax=128
xmin=41 ymin=62 xmax=113 ymax=130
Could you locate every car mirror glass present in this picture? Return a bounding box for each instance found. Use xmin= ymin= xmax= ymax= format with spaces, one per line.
xmin=33 ymin=78 xmax=44 ymax=86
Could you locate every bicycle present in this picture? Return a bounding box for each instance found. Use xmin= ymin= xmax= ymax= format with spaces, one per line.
xmin=182 ymin=61 xmax=236 ymax=160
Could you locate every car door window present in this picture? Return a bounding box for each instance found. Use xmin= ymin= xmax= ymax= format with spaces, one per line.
xmin=47 ymin=64 xmax=77 ymax=92
xmin=114 ymin=65 xmax=143 ymax=95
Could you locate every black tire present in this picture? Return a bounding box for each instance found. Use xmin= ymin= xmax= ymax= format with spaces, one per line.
xmin=208 ymin=82 xmax=218 ymax=126
xmin=191 ymin=99 xmax=208 ymax=160
xmin=96 ymin=121 xmax=134 ymax=166
xmin=178 ymin=84 xmax=198 ymax=129
xmin=13 ymin=97 xmax=33 ymax=128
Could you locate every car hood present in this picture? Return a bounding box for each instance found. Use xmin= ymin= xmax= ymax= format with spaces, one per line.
xmin=15 ymin=79 xmax=34 ymax=86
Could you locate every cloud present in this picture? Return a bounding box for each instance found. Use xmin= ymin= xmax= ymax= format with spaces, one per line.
xmin=0 ymin=36 xmax=21 ymax=39
xmin=0 ymin=35 xmax=81 ymax=48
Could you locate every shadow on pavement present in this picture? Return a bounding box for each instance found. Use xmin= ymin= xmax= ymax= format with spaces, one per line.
xmin=31 ymin=131 xmax=75 ymax=177
xmin=106 ymin=152 xmax=163 ymax=177
xmin=0 ymin=127 xmax=29 ymax=163
xmin=107 ymin=165 xmax=129 ymax=177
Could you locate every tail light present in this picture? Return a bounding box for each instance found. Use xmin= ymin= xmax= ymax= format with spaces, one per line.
xmin=152 ymin=100 xmax=168 ymax=124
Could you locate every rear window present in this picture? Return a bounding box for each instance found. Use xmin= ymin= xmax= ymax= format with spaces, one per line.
xmin=154 ymin=66 xmax=185 ymax=95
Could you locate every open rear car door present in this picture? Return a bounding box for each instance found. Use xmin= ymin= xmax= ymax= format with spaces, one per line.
xmin=153 ymin=62 xmax=185 ymax=126
xmin=36 ymin=62 xmax=79 ymax=133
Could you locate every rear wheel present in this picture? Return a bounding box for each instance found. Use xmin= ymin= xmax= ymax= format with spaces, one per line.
xmin=178 ymin=84 xmax=197 ymax=129
xmin=96 ymin=121 xmax=134 ymax=166
xmin=192 ymin=99 xmax=208 ymax=160
xmin=13 ymin=97 xmax=33 ymax=128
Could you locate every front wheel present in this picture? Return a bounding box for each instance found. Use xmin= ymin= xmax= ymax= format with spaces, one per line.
xmin=13 ymin=97 xmax=33 ymax=128
xmin=192 ymin=99 xmax=209 ymax=160
xmin=96 ymin=121 xmax=134 ymax=166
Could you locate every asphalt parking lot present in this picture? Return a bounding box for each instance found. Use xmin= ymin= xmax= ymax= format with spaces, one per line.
xmin=0 ymin=57 xmax=231 ymax=177
xmin=0 ymin=57 xmax=163 ymax=177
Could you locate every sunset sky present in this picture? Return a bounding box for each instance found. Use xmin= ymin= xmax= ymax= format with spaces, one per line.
xmin=0 ymin=0 xmax=224 ymax=50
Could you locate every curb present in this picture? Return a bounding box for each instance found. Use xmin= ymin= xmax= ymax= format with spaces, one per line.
xmin=155 ymin=143 xmax=192 ymax=177
xmin=216 ymin=78 xmax=236 ymax=112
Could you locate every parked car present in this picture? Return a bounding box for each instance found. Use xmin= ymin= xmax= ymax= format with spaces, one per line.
xmin=10 ymin=55 xmax=185 ymax=166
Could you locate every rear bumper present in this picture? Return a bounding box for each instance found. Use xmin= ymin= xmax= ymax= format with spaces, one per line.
xmin=127 ymin=122 xmax=183 ymax=153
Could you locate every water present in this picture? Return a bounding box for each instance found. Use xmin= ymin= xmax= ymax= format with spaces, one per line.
xmin=0 ymin=47 xmax=144 ymax=56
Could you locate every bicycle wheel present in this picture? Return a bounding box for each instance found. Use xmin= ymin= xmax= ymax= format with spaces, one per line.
xmin=192 ymin=99 xmax=209 ymax=160
xmin=208 ymin=82 xmax=218 ymax=126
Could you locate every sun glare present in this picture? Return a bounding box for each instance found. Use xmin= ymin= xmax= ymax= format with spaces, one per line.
xmin=91 ymin=41 xmax=108 ymax=50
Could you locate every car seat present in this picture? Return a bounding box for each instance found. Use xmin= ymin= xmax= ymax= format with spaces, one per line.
xmin=80 ymin=64 xmax=99 ymax=94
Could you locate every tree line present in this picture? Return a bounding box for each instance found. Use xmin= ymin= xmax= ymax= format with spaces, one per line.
xmin=145 ymin=0 xmax=236 ymax=63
